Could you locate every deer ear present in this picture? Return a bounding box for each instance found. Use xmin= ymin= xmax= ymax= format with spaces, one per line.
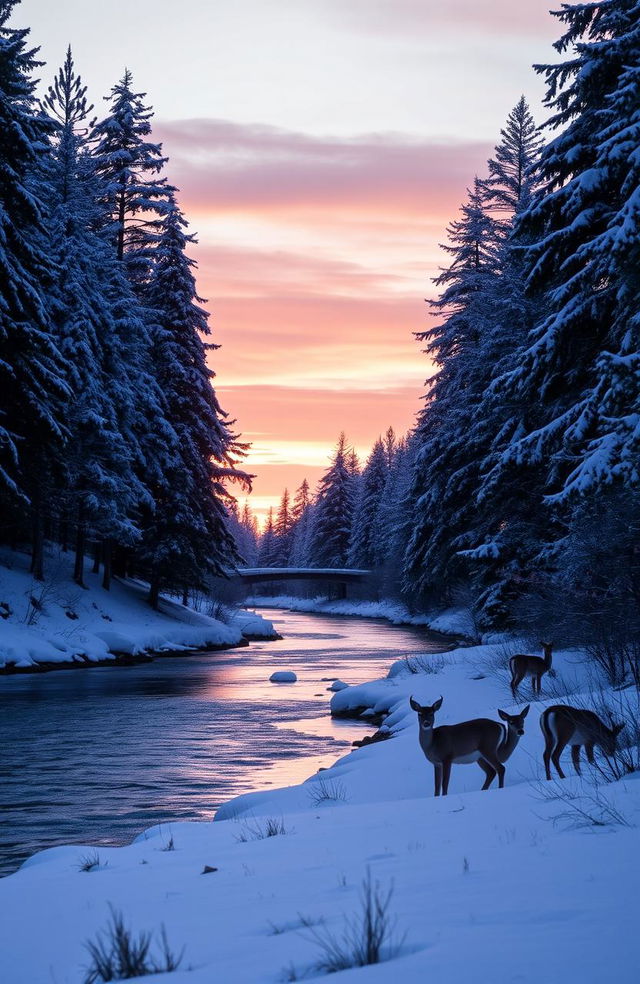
xmin=497 ymin=709 xmax=509 ymax=721
xmin=521 ymin=704 xmax=530 ymax=717
xmin=433 ymin=696 xmax=443 ymax=711
xmin=409 ymin=696 xmax=421 ymax=712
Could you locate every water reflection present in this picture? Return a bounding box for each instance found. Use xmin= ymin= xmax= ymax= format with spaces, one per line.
xmin=0 ymin=608 xmax=448 ymax=875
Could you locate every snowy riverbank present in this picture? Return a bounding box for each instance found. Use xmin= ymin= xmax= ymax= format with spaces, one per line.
xmin=1 ymin=633 xmax=638 ymax=983
xmin=246 ymin=593 xmax=478 ymax=641
xmin=0 ymin=549 xmax=277 ymax=671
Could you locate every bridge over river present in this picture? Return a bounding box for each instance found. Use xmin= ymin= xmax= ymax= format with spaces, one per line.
xmin=234 ymin=567 xmax=371 ymax=599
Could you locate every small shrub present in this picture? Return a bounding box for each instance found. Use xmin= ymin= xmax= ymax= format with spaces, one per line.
xmin=535 ymin=778 xmax=630 ymax=830
xmin=402 ymin=653 xmax=446 ymax=675
xmin=160 ymin=834 xmax=175 ymax=852
xmin=462 ymin=856 xmax=470 ymax=874
xmin=235 ymin=816 xmax=289 ymax=842
xmin=78 ymin=851 xmax=102 ymax=873
xmin=589 ymin=687 xmax=640 ymax=781
xmin=306 ymin=778 xmax=348 ymax=807
xmin=83 ymin=906 xmax=184 ymax=982
xmin=305 ymin=869 xmax=405 ymax=973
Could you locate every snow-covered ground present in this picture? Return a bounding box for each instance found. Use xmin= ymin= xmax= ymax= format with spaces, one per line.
xmin=246 ymin=593 xmax=478 ymax=640
xmin=0 ymin=549 xmax=276 ymax=671
xmin=1 ymin=635 xmax=638 ymax=983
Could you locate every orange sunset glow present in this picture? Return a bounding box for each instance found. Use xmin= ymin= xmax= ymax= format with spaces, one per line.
xmin=25 ymin=0 xmax=560 ymax=523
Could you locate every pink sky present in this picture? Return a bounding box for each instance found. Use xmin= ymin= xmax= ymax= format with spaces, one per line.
xmin=26 ymin=0 xmax=561 ymax=522
xmin=155 ymin=123 xmax=525 ymax=519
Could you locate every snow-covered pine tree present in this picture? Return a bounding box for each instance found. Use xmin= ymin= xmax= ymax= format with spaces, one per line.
xmin=238 ymin=502 xmax=259 ymax=565
xmin=474 ymin=1 xmax=640 ymax=629
xmin=482 ymin=95 xmax=544 ymax=220
xmin=0 ymin=0 xmax=68 ymax=575
xmin=404 ymin=178 xmax=502 ymax=602
xmin=140 ymin=195 xmax=249 ymax=605
xmin=493 ymin=2 xmax=640 ymax=500
xmin=258 ymin=508 xmax=279 ymax=568
xmin=382 ymin=426 xmax=397 ymax=469
xmin=449 ymin=98 xmax=546 ymax=623
xmin=90 ymin=69 xmax=174 ymax=281
xmin=373 ymin=436 xmax=417 ymax=596
xmin=288 ymin=479 xmax=314 ymax=567
xmin=225 ymin=500 xmax=259 ymax=567
xmin=42 ymin=47 xmax=146 ymax=586
xmin=291 ymin=478 xmax=310 ymax=522
xmin=311 ymin=433 xmax=359 ymax=568
xmin=347 ymin=438 xmax=389 ymax=569
xmin=273 ymin=488 xmax=292 ymax=565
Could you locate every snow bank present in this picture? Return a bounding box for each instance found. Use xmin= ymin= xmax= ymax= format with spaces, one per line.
xmin=0 ymin=550 xmax=276 ymax=671
xmin=2 ymin=628 xmax=638 ymax=983
xmin=328 ymin=678 xmax=349 ymax=691
xmin=246 ymin=593 xmax=478 ymax=640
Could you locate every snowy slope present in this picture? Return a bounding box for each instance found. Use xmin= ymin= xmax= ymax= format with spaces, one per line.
xmin=0 ymin=636 xmax=637 ymax=983
xmin=0 ymin=548 xmax=276 ymax=670
xmin=245 ymin=593 xmax=478 ymax=640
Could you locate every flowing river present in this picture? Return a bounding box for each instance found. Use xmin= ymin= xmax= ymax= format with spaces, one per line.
xmin=0 ymin=608 xmax=450 ymax=876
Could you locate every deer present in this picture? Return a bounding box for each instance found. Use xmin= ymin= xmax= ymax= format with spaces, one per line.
xmin=540 ymin=704 xmax=625 ymax=780
xmin=409 ymin=696 xmax=530 ymax=796
xmin=509 ymin=641 xmax=553 ymax=698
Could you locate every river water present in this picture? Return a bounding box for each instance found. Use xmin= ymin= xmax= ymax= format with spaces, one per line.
xmin=0 ymin=608 xmax=449 ymax=876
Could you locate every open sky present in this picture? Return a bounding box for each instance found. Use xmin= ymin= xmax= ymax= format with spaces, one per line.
xmin=24 ymin=0 xmax=559 ymax=523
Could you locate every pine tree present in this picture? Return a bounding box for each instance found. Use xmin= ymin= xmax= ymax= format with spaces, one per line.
xmin=289 ymin=479 xmax=314 ymax=567
xmin=42 ymin=47 xmax=145 ymax=586
xmin=404 ymin=179 xmax=502 ymax=600
xmin=291 ymin=479 xmax=311 ymax=522
xmin=311 ymin=433 xmax=358 ymax=567
xmin=482 ymin=95 xmax=543 ymax=218
xmin=258 ymin=508 xmax=279 ymax=568
xmin=493 ymin=2 xmax=640 ymax=499
xmin=273 ymin=488 xmax=292 ymax=565
xmin=91 ymin=69 xmax=174 ymax=278
xmin=0 ymin=1 xmax=68 ymax=576
xmin=348 ymin=438 xmax=389 ymax=569
xmin=141 ymin=196 xmax=249 ymax=605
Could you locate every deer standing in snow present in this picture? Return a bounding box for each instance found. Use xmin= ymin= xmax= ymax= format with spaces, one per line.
xmin=509 ymin=642 xmax=553 ymax=697
xmin=540 ymin=704 xmax=625 ymax=779
xmin=409 ymin=696 xmax=530 ymax=796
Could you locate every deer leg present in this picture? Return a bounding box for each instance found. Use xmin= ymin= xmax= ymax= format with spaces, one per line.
xmin=478 ymin=758 xmax=496 ymax=791
xmin=543 ymin=741 xmax=553 ymax=781
xmin=571 ymin=744 xmax=582 ymax=776
xmin=585 ymin=743 xmax=595 ymax=765
xmin=434 ymin=765 xmax=442 ymax=797
xmin=481 ymin=751 xmax=505 ymax=788
xmin=441 ymin=759 xmax=452 ymax=796
xmin=509 ymin=664 xmax=520 ymax=697
xmin=551 ymin=738 xmax=568 ymax=779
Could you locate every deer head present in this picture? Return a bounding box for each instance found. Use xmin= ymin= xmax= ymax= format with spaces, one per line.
xmin=603 ymin=721 xmax=625 ymax=756
xmin=409 ymin=695 xmax=443 ymax=730
xmin=498 ymin=704 xmax=530 ymax=735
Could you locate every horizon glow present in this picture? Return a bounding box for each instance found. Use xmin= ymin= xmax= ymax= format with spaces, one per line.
xmin=22 ymin=0 xmax=560 ymax=522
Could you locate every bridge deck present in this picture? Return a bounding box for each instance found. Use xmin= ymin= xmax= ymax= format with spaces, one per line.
xmin=235 ymin=567 xmax=371 ymax=582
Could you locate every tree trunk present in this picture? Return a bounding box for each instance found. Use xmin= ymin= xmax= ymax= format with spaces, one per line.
xmin=30 ymin=506 xmax=44 ymax=582
xmin=148 ymin=571 xmax=160 ymax=610
xmin=61 ymin=513 xmax=69 ymax=553
xmin=73 ymin=508 xmax=86 ymax=587
xmin=182 ymin=586 xmax=188 ymax=607
xmin=102 ymin=538 xmax=112 ymax=591
xmin=92 ymin=540 xmax=101 ymax=574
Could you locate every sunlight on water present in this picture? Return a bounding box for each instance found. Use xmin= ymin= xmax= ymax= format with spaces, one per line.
xmin=0 ymin=608 xmax=448 ymax=875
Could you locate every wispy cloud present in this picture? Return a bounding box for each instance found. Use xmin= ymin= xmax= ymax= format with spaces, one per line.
xmin=156 ymin=119 xmax=491 ymax=215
